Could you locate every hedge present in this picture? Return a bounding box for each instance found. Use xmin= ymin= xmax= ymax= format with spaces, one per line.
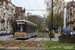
xmin=59 ymin=36 xmax=75 ymax=44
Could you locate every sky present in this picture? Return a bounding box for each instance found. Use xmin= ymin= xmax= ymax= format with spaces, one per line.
xmin=65 ymin=0 xmax=73 ymax=2
xmin=11 ymin=0 xmax=72 ymax=17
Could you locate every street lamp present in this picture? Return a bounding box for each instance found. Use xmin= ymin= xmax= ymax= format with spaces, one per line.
xmin=50 ymin=0 xmax=53 ymax=40
xmin=50 ymin=0 xmax=59 ymax=40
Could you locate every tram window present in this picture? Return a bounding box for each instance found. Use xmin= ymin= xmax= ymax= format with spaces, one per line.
xmin=16 ymin=24 xmax=26 ymax=32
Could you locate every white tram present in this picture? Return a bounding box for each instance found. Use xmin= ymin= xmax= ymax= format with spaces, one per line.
xmin=13 ymin=20 xmax=37 ymax=39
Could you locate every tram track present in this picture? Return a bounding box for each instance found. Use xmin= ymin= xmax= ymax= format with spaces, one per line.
xmin=35 ymin=34 xmax=46 ymax=50
xmin=0 ymin=33 xmax=47 ymax=50
xmin=17 ymin=34 xmax=46 ymax=50
xmin=0 ymin=40 xmax=14 ymax=46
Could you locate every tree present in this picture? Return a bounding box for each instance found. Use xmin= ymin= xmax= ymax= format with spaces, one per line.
xmin=27 ymin=15 xmax=42 ymax=31
xmin=45 ymin=0 xmax=65 ymax=30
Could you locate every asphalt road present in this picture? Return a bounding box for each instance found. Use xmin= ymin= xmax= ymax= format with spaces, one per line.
xmin=0 ymin=33 xmax=60 ymax=41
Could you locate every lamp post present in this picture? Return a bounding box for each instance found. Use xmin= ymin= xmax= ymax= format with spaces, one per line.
xmin=50 ymin=0 xmax=59 ymax=40
xmin=50 ymin=0 xmax=53 ymax=40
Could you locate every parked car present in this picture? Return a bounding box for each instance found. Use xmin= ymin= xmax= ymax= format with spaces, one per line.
xmin=72 ymin=31 xmax=75 ymax=36
xmin=0 ymin=31 xmax=4 ymax=35
xmin=1 ymin=31 xmax=6 ymax=35
xmin=5 ymin=30 xmax=12 ymax=35
xmin=71 ymin=31 xmax=73 ymax=36
xmin=61 ymin=28 xmax=71 ymax=36
xmin=0 ymin=31 xmax=6 ymax=35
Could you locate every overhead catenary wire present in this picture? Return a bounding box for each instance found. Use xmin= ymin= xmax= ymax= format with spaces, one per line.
xmin=24 ymin=0 xmax=33 ymax=10
xmin=35 ymin=0 xmax=44 ymax=12
xmin=14 ymin=0 xmax=22 ymax=7
xmin=14 ymin=0 xmax=45 ymax=12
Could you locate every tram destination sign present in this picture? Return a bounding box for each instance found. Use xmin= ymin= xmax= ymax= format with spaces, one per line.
xmin=17 ymin=22 xmax=25 ymax=24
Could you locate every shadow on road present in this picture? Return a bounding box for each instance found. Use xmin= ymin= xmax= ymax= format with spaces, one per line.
xmin=16 ymin=36 xmax=37 ymax=40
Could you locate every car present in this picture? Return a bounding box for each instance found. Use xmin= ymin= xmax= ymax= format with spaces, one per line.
xmin=1 ymin=31 xmax=6 ymax=35
xmin=5 ymin=30 xmax=12 ymax=35
xmin=72 ymin=31 xmax=75 ymax=36
xmin=70 ymin=31 xmax=73 ymax=36
xmin=0 ymin=31 xmax=4 ymax=35
xmin=0 ymin=31 xmax=6 ymax=35
xmin=61 ymin=28 xmax=71 ymax=36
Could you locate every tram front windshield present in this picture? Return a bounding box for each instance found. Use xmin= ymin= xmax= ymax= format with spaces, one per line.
xmin=16 ymin=24 xmax=26 ymax=32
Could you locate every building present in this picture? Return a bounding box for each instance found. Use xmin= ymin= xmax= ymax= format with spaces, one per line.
xmin=0 ymin=1 xmax=4 ymax=31
xmin=21 ymin=8 xmax=25 ymax=20
xmin=66 ymin=0 xmax=75 ymax=31
xmin=15 ymin=7 xmax=25 ymax=20
xmin=0 ymin=0 xmax=8 ymax=31
xmin=15 ymin=7 xmax=22 ymax=20
xmin=45 ymin=0 xmax=65 ymax=13
xmin=0 ymin=0 xmax=26 ymax=31
xmin=0 ymin=0 xmax=15 ymax=31
xmin=6 ymin=0 xmax=15 ymax=31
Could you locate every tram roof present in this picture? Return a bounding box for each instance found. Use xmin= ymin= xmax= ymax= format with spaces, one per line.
xmin=16 ymin=20 xmax=37 ymax=26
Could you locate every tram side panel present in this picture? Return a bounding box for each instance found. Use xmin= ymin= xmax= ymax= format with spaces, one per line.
xmin=27 ymin=23 xmax=37 ymax=38
xmin=27 ymin=24 xmax=34 ymax=38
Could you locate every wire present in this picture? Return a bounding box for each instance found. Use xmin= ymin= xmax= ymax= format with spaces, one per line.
xmin=24 ymin=0 xmax=33 ymax=10
xmin=14 ymin=0 xmax=22 ymax=7
xmin=35 ymin=0 xmax=43 ymax=12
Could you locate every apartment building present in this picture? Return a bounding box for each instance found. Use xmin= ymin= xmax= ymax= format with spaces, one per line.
xmin=15 ymin=7 xmax=25 ymax=20
xmin=66 ymin=0 xmax=75 ymax=31
xmin=0 ymin=0 xmax=15 ymax=31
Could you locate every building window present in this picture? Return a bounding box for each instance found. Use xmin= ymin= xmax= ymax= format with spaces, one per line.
xmin=4 ymin=13 xmax=5 ymax=15
xmin=3 ymin=2 xmax=5 ymax=5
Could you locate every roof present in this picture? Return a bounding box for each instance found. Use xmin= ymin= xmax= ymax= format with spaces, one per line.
xmin=16 ymin=20 xmax=37 ymax=26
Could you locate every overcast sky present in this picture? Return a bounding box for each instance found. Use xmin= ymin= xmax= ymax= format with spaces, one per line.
xmin=11 ymin=0 xmax=73 ymax=17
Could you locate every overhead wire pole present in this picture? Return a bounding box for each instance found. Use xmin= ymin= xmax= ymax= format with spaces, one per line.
xmin=50 ymin=0 xmax=53 ymax=40
xmin=50 ymin=0 xmax=58 ymax=40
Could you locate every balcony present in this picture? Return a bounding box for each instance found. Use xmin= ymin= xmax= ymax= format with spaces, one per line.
xmin=66 ymin=22 xmax=69 ymax=25
xmin=70 ymin=21 xmax=74 ymax=24
xmin=66 ymin=21 xmax=74 ymax=25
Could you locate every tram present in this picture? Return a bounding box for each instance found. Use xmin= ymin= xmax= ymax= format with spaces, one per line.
xmin=13 ymin=20 xmax=37 ymax=38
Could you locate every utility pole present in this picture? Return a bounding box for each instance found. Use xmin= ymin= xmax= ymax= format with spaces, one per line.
xmin=27 ymin=12 xmax=32 ymax=20
xmin=50 ymin=0 xmax=53 ymax=40
xmin=27 ymin=12 xmax=29 ymax=20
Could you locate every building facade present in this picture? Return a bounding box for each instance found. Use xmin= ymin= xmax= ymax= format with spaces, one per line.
xmin=15 ymin=7 xmax=25 ymax=20
xmin=0 ymin=0 xmax=15 ymax=31
xmin=0 ymin=0 xmax=25 ymax=31
xmin=66 ymin=0 xmax=75 ymax=31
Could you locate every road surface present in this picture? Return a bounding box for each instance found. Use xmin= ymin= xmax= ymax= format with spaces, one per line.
xmin=0 ymin=33 xmax=60 ymax=41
